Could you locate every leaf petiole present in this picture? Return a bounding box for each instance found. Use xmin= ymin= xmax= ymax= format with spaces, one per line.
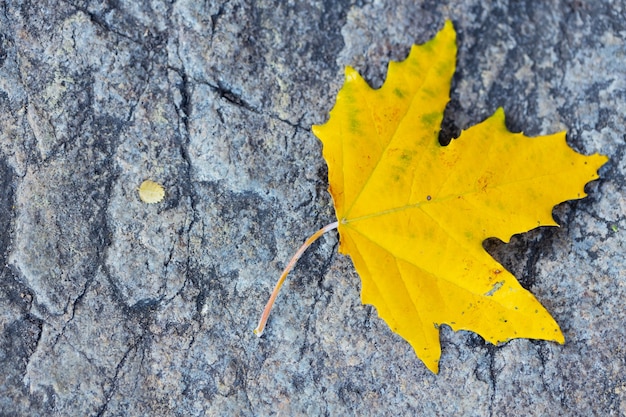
xmin=254 ymin=221 xmax=339 ymax=337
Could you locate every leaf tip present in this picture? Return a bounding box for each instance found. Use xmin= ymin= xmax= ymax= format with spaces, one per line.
xmin=595 ymin=153 xmax=610 ymax=168
xmin=344 ymin=65 xmax=360 ymax=82
xmin=493 ymin=106 xmax=506 ymax=120
xmin=443 ymin=19 xmax=454 ymax=32
xmin=426 ymin=19 xmax=457 ymax=59
xmin=428 ymin=363 xmax=440 ymax=374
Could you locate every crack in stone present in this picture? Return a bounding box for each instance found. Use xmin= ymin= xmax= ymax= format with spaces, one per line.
xmin=172 ymin=69 xmax=310 ymax=132
xmin=164 ymin=62 xmax=202 ymax=315
xmin=487 ymin=346 xmax=498 ymax=417
xmin=94 ymin=340 xmax=139 ymax=417
xmin=64 ymin=1 xmax=167 ymax=51
xmin=209 ymin=4 xmax=226 ymax=38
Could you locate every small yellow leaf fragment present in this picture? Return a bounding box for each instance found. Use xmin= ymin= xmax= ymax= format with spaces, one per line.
xmin=138 ymin=180 xmax=165 ymax=204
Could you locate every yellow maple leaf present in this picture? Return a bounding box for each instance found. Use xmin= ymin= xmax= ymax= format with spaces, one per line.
xmin=255 ymin=20 xmax=607 ymax=373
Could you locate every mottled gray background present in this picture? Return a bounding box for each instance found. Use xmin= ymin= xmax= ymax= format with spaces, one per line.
xmin=1 ymin=1 xmax=625 ymax=416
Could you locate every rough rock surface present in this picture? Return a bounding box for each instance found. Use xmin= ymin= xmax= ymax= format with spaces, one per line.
xmin=1 ymin=1 xmax=625 ymax=415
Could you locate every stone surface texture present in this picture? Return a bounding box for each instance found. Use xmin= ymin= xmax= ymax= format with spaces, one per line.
xmin=1 ymin=0 xmax=625 ymax=415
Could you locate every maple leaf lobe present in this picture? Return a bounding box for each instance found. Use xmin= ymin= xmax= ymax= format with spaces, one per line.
xmin=312 ymin=20 xmax=607 ymax=374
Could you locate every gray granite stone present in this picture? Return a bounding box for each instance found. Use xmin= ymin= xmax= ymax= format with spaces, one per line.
xmin=0 ymin=0 xmax=625 ymax=415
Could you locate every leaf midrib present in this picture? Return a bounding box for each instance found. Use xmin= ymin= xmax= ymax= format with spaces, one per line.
xmin=341 ymin=166 xmax=584 ymax=225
